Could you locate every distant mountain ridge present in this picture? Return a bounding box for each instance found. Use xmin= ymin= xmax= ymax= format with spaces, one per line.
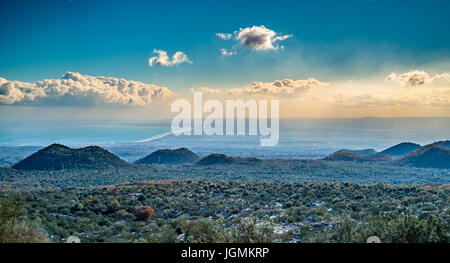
xmin=134 ymin=148 xmax=199 ymax=165
xmin=324 ymin=141 xmax=450 ymax=169
xmin=10 ymin=139 xmax=450 ymax=171
xmin=12 ymin=144 xmax=130 ymax=170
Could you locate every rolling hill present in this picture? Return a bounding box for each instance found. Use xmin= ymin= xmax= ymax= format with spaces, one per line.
xmin=395 ymin=144 xmax=450 ymax=169
xmin=134 ymin=148 xmax=199 ymax=165
xmin=332 ymin=149 xmax=377 ymax=157
xmin=196 ymin=153 xmax=263 ymax=166
xmin=12 ymin=144 xmax=131 ymax=170
xmin=379 ymin=142 xmax=421 ymax=157
xmin=323 ymin=152 xmax=392 ymax=163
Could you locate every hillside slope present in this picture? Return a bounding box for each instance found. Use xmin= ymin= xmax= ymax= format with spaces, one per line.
xmin=395 ymin=144 xmax=450 ymax=169
xmin=196 ymin=153 xmax=263 ymax=166
xmin=12 ymin=144 xmax=131 ymax=170
xmin=333 ymin=149 xmax=377 ymax=156
xmin=379 ymin=142 xmax=421 ymax=157
xmin=323 ymin=152 xmax=392 ymax=163
xmin=135 ymin=148 xmax=199 ymax=165
xmin=433 ymin=140 xmax=450 ymax=149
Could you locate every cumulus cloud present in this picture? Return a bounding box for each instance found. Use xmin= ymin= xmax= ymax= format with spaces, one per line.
xmin=216 ymin=33 xmax=232 ymax=40
xmin=189 ymin=87 xmax=221 ymax=95
xmin=216 ymin=25 xmax=291 ymax=53
xmin=227 ymin=78 xmax=329 ymax=97
xmin=0 ymin=72 xmax=174 ymax=106
xmin=220 ymin=48 xmax=236 ymax=56
xmin=385 ymin=70 xmax=450 ymax=86
xmin=148 ymin=49 xmax=192 ymax=67
xmin=235 ymin=25 xmax=292 ymax=50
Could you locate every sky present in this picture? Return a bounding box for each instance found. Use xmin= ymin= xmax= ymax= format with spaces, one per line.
xmin=0 ymin=0 xmax=450 ymax=120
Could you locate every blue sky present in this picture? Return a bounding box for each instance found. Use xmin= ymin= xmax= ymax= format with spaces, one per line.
xmin=0 ymin=0 xmax=449 ymax=119
xmin=1 ymin=0 xmax=450 ymax=86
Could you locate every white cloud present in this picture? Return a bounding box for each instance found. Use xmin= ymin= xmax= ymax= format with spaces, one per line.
xmin=235 ymin=25 xmax=292 ymax=50
xmin=227 ymin=78 xmax=329 ymax=97
xmin=216 ymin=33 xmax=232 ymax=40
xmin=190 ymin=87 xmax=221 ymax=95
xmin=0 ymin=72 xmax=174 ymax=106
xmin=385 ymin=70 xmax=450 ymax=86
xmin=220 ymin=48 xmax=236 ymax=56
xmin=148 ymin=49 xmax=192 ymax=67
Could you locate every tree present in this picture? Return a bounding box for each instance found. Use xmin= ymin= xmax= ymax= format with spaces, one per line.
xmin=135 ymin=206 xmax=155 ymax=221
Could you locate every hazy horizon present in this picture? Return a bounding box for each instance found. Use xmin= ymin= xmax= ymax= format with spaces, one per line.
xmin=1 ymin=117 xmax=448 ymax=163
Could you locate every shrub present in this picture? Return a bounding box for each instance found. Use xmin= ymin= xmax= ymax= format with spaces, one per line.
xmin=351 ymin=214 xmax=450 ymax=243
xmin=135 ymin=206 xmax=155 ymax=221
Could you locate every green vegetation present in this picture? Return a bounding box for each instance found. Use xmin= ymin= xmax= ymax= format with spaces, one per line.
xmin=5 ymin=180 xmax=448 ymax=243
xmin=1 ymin=160 xmax=449 ymax=191
xmin=2 ymin=143 xmax=449 ymax=243
xmin=0 ymin=193 xmax=49 ymax=243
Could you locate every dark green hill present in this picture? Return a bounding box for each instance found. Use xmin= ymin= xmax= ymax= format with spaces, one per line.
xmin=323 ymin=152 xmax=392 ymax=163
xmin=134 ymin=148 xmax=199 ymax=164
xmin=379 ymin=142 xmax=421 ymax=157
xmin=196 ymin=153 xmax=262 ymax=166
xmin=324 ymin=152 xmax=367 ymax=162
xmin=395 ymin=144 xmax=450 ymax=169
xmin=12 ymin=144 xmax=131 ymax=170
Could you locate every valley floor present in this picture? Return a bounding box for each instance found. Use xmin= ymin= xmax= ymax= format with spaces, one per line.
xmin=1 ymin=160 xmax=449 ymax=191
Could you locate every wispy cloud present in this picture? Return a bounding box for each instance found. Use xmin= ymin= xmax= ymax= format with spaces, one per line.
xmin=190 ymin=87 xmax=221 ymax=95
xmin=136 ymin=127 xmax=192 ymax=143
xmin=227 ymin=78 xmax=329 ymax=97
xmin=327 ymin=72 xmax=450 ymax=108
xmin=220 ymin=48 xmax=236 ymax=56
xmin=148 ymin=49 xmax=192 ymax=67
xmin=216 ymin=33 xmax=232 ymax=40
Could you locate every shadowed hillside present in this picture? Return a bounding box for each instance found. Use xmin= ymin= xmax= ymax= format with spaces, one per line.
xmin=323 ymin=152 xmax=392 ymax=163
xmin=395 ymin=144 xmax=450 ymax=168
xmin=134 ymin=148 xmax=199 ymax=164
xmin=434 ymin=140 xmax=450 ymax=149
xmin=379 ymin=142 xmax=421 ymax=157
xmin=196 ymin=153 xmax=263 ymax=166
xmin=12 ymin=144 xmax=131 ymax=170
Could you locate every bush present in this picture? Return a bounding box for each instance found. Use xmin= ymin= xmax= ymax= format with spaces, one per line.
xmin=0 ymin=194 xmax=49 ymax=243
xmin=351 ymin=214 xmax=450 ymax=243
xmin=134 ymin=206 xmax=155 ymax=221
